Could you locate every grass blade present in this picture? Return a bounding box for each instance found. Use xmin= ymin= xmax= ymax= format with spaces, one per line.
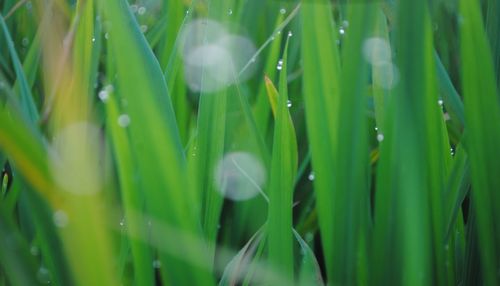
xmin=267 ymin=37 xmax=297 ymax=282
xmin=300 ymin=1 xmax=340 ymax=282
xmin=460 ymin=0 xmax=500 ymax=283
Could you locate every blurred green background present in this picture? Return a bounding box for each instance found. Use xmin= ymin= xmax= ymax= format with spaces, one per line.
xmin=0 ymin=0 xmax=499 ymax=285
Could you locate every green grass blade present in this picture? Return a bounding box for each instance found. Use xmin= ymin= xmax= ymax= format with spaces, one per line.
xmin=106 ymin=94 xmax=154 ymax=286
xmin=435 ymin=52 xmax=465 ymax=129
xmin=0 ymin=14 xmax=38 ymax=124
xmin=373 ymin=1 xmax=449 ymax=284
xmin=300 ymin=1 xmax=340 ymax=283
xmin=0 ymin=208 xmax=39 ymax=286
xmin=460 ymin=0 xmax=500 ymax=283
xmin=332 ymin=3 xmax=375 ymax=284
xmin=293 ymin=229 xmax=324 ymax=286
xmin=100 ymin=1 xmax=213 ymax=284
xmin=253 ymin=14 xmax=284 ymax=137
xmin=267 ymin=37 xmax=297 ymax=282
xmin=196 ymin=83 xmax=228 ymax=263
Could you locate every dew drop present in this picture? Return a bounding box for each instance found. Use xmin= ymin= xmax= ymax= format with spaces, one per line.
xmin=287 ymin=100 xmax=292 ymax=108
xmin=30 ymin=246 xmax=40 ymax=256
xmin=36 ymin=267 xmax=51 ymax=284
xmin=277 ymin=59 xmax=283 ymax=70
xmin=118 ymin=114 xmax=131 ymax=128
xmin=305 ymin=232 xmax=314 ymax=242
xmin=339 ymin=28 xmax=345 ymax=35
xmin=438 ymin=99 xmax=444 ymax=106
xmin=98 ymin=90 xmax=109 ymax=102
xmin=105 ymin=32 xmax=110 ymax=40
xmin=91 ymin=37 xmax=96 ymax=43
xmin=140 ymin=25 xmax=148 ymax=33
xmin=288 ymin=31 xmax=293 ymax=37
xmin=119 ymin=218 xmax=125 ymax=227
xmin=308 ymin=172 xmax=315 ymax=181
xmin=130 ymin=4 xmax=138 ymax=13
xmin=228 ymin=9 xmax=233 ymax=15
xmin=138 ymin=6 xmax=146 ymax=15
xmin=377 ymin=133 xmax=385 ymax=142
xmin=153 ymin=259 xmax=161 ymax=269
xmin=53 ymin=210 xmax=69 ymax=228
xmin=342 ymin=20 xmax=349 ymax=28
xmin=280 ymin=8 xmax=287 ymax=15
xmin=443 ymin=113 xmax=451 ymax=121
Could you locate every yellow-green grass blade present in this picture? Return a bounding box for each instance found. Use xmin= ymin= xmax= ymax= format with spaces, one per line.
xmin=460 ymin=0 xmax=500 ymax=283
xmin=300 ymin=1 xmax=340 ymax=283
xmin=0 ymin=101 xmax=75 ymax=286
xmin=73 ymin=0 xmax=100 ymax=105
xmin=0 ymin=102 xmax=56 ymax=202
xmin=267 ymin=37 xmax=297 ymax=283
xmin=100 ymin=1 xmax=213 ymax=285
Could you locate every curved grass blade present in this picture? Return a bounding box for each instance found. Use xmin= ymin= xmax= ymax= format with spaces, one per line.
xmin=293 ymin=229 xmax=324 ymax=286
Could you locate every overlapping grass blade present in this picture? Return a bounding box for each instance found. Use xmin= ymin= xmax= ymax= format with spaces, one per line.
xmin=106 ymin=94 xmax=154 ymax=285
xmin=460 ymin=0 xmax=500 ymax=283
xmin=373 ymin=1 xmax=449 ymax=284
xmin=0 ymin=14 xmax=38 ymax=124
xmin=332 ymin=3 xmax=375 ymax=284
xmin=100 ymin=1 xmax=213 ymax=284
xmin=0 ymin=208 xmax=39 ymax=286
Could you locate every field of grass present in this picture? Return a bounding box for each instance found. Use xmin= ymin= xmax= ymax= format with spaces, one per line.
xmin=1 ymin=0 xmax=499 ymax=285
